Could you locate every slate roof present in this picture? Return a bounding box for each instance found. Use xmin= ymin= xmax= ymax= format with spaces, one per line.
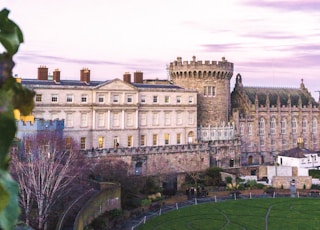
xmin=279 ymin=147 xmax=314 ymax=158
xmin=242 ymin=86 xmax=317 ymax=107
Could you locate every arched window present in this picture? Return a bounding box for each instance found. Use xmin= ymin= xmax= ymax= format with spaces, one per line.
xmin=270 ymin=117 xmax=276 ymax=134
xmin=312 ymin=118 xmax=317 ymax=134
xmin=302 ymin=117 xmax=307 ymax=133
xmin=248 ymin=123 xmax=253 ymax=135
xmin=248 ymin=156 xmax=253 ymax=165
xmin=292 ymin=117 xmax=297 ymax=134
xmin=135 ymin=162 xmax=143 ymax=175
xmin=258 ymin=118 xmax=265 ymax=135
xmin=240 ymin=123 xmax=244 ymax=135
xmin=281 ymin=117 xmax=286 ymax=134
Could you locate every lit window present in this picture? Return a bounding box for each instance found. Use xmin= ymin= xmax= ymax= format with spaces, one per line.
xmin=164 ymin=133 xmax=170 ymax=145
xmin=165 ymin=96 xmax=170 ymax=103
xmin=153 ymin=134 xmax=158 ymax=146
xmin=177 ymin=133 xmax=181 ymax=144
xmin=128 ymin=136 xmax=133 ymax=147
xmin=98 ymin=136 xmax=104 ymax=148
xmin=65 ymin=137 xmax=72 ymax=149
xmin=36 ymin=94 xmax=42 ymax=102
xmin=80 ymin=137 xmax=86 ymax=149
xmin=51 ymin=94 xmax=58 ymax=102
xmin=81 ymin=94 xmax=88 ymax=103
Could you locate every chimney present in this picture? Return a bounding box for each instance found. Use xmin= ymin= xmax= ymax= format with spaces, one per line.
xmin=53 ymin=69 xmax=60 ymax=83
xmin=80 ymin=68 xmax=90 ymax=84
xmin=297 ymin=137 xmax=304 ymax=148
xmin=134 ymin=71 xmax=143 ymax=83
xmin=38 ymin=66 xmax=48 ymax=80
xmin=123 ymin=72 xmax=131 ymax=83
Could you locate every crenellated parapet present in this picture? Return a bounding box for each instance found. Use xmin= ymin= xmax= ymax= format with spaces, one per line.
xmin=169 ymin=56 xmax=233 ymax=80
xmin=16 ymin=118 xmax=64 ymax=131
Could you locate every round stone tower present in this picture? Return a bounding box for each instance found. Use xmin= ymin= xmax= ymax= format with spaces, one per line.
xmin=169 ymin=56 xmax=234 ymax=126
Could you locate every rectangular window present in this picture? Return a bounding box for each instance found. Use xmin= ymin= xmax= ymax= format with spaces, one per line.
xmin=177 ymin=112 xmax=182 ymax=125
xmin=81 ymin=113 xmax=88 ymax=127
xmin=177 ymin=133 xmax=181 ymax=144
xmin=164 ymin=133 xmax=170 ymax=145
xmin=98 ymin=95 xmax=104 ymax=103
xmin=152 ymin=134 xmax=158 ymax=146
xmin=98 ymin=136 xmax=104 ymax=148
xmin=66 ymin=94 xmax=73 ymax=103
xmin=80 ymin=137 xmax=86 ymax=149
xmin=66 ymin=113 xmax=73 ymax=127
xmin=204 ymin=86 xmax=215 ymax=96
xmin=188 ymin=112 xmax=194 ymax=125
xmin=127 ymin=95 xmax=133 ymax=103
xmin=81 ymin=94 xmax=88 ymax=103
xmin=153 ymin=96 xmax=158 ymax=103
xmin=188 ymin=96 xmax=194 ymax=104
xmin=51 ymin=94 xmax=58 ymax=102
xmin=36 ymin=94 xmax=42 ymax=102
xmin=140 ymin=135 xmax=146 ymax=146
xmin=141 ymin=95 xmax=146 ymax=103
xmin=113 ymin=95 xmax=119 ymax=103
xmin=127 ymin=113 xmax=133 ymax=127
xmin=164 ymin=112 xmax=171 ymax=126
xmin=165 ymin=96 xmax=170 ymax=103
xmin=97 ymin=113 xmax=105 ymax=127
xmin=152 ymin=113 xmax=159 ymax=126
xmin=140 ymin=113 xmax=147 ymax=126
xmin=65 ymin=137 xmax=72 ymax=149
xmin=128 ymin=136 xmax=133 ymax=147
xmin=176 ymin=96 xmax=181 ymax=103
xmin=248 ymin=123 xmax=253 ymax=135
xmin=24 ymin=140 xmax=31 ymax=153
xmin=113 ymin=112 xmax=120 ymax=127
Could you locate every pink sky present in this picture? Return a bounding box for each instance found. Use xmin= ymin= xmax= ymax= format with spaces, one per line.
xmin=2 ymin=0 xmax=320 ymax=98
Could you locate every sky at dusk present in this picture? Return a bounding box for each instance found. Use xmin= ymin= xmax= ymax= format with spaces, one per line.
xmin=2 ymin=0 xmax=320 ymax=99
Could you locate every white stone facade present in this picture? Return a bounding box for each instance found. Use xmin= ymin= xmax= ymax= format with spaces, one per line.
xmin=21 ymin=74 xmax=197 ymax=150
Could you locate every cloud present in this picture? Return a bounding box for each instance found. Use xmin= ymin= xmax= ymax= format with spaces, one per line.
xmin=243 ymin=0 xmax=320 ymax=12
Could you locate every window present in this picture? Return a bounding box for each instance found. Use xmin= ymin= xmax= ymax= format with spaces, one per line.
xmin=188 ymin=96 xmax=194 ymax=104
xmin=240 ymin=123 xmax=244 ymax=135
xmin=80 ymin=137 xmax=86 ymax=149
xmin=140 ymin=135 xmax=146 ymax=146
xmin=176 ymin=96 xmax=181 ymax=103
xmin=140 ymin=113 xmax=147 ymax=126
xmin=312 ymin=118 xmax=317 ymax=134
xmin=270 ymin=117 xmax=276 ymax=134
xmin=302 ymin=118 xmax=307 ymax=133
xmin=127 ymin=95 xmax=133 ymax=103
xmin=271 ymin=140 xmax=276 ymax=146
xmin=282 ymin=138 xmax=286 ymax=146
xmin=165 ymin=96 xmax=170 ymax=103
xmin=281 ymin=118 xmax=286 ymax=134
xmin=113 ymin=95 xmax=119 ymax=103
xmin=24 ymin=140 xmax=31 ymax=154
xmin=164 ymin=112 xmax=171 ymax=125
xmin=177 ymin=133 xmax=181 ymax=144
xmin=203 ymin=86 xmax=215 ymax=96
xmin=176 ymin=112 xmax=182 ymax=125
xmin=112 ymin=112 xmax=120 ymax=127
xmin=152 ymin=113 xmax=159 ymax=126
xmin=81 ymin=113 xmax=88 ymax=127
xmin=127 ymin=136 xmax=133 ymax=147
xmin=127 ymin=113 xmax=133 ymax=127
xmin=97 ymin=113 xmax=105 ymax=127
xmin=81 ymin=94 xmax=88 ymax=103
xmin=164 ymin=133 xmax=170 ymax=145
xmin=260 ymin=139 xmax=265 ymax=146
xmin=152 ymin=134 xmax=158 ymax=146
xmin=258 ymin=118 xmax=265 ymax=135
xmin=248 ymin=123 xmax=253 ymax=135
xmin=66 ymin=113 xmax=74 ymax=127
xmin=141 ymin=95 xmax=146 ymax=103
xmin=51 ymin=94 xmax=58 ymax=102
xmin=98 ymin=137 xmax=104 ymax=148
xmin=36 ymin=94 xmax=42 ymax=102
xmin=65 ymin=137 xmax=72 ymax=149
xmin=153 ymin=96 xmax=158 ymax=103
xmin=188 ymin=112 xmax=194 ymax=125
xmin=98 ymin=95 xmax=104 ymax=103
xmin=66 ymin=94 xmax=73 ymax=103
xmin=292 ymin=117 xmax=297 ymax=134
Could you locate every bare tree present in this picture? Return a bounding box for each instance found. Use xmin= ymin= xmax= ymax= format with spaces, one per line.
xmin=10 ymin=131 xmax=85 ymax=229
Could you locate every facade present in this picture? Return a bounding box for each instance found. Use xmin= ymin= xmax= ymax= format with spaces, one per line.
xmin=21 ymin=67 xmax=197 ymax=150
xmin=231 ymin=73 xmax=320 ymax=165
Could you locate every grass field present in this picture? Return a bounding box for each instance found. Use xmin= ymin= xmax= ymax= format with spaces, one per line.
xmin=137 ymin=198 xmax=320 ymax=230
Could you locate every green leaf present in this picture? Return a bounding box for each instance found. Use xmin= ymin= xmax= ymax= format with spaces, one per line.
xmin=0 ymin=9 xmax=24 ymax=55
xmin=0 ymin=170 xmax=20 ymax=230
xmin=0 ymin=112 xmax=16 ymax=169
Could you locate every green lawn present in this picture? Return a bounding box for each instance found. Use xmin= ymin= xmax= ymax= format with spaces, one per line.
xmin=137 ymin=198 xmax=320 ymax=230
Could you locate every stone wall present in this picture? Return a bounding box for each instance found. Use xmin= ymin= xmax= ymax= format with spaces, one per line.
xmin=272 ymin=176 xmax=312 ymax=189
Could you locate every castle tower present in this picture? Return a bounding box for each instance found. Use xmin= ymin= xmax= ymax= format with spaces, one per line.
xmin=169 ymin=56 xmax=234 ymax=126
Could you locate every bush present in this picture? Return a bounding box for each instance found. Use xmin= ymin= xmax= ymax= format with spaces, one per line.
xmin=309 ymin=170 xmax=320 ymax=179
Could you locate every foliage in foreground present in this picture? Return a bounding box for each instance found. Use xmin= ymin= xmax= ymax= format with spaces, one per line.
xmin=0 ymin=8 xmax=35 ymax=230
